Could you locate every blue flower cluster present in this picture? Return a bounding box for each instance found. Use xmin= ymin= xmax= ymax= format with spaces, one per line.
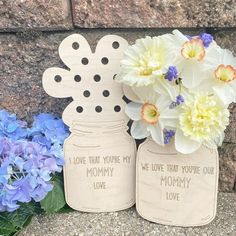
xmin=199 ymin=33 xmax=213 ymax=48
xmin=29 ymin=113 xmax=69 ymax=166
xmin=165 ymin=66 xmax=178 ymax=81
xmin=0 ymin=110 xmax=69 ymax=212
xmin=0 ymin=110 xmax=27 ymax=140
xmin=186 ymin=33 xmax=213 ymax=48
xmin=176 ymin=95 xmax=185 ymax=105
xmin=169 ymin=95 xmax=185 ymax=109
xmin=164 ymin=130 xmax=175 ymax=144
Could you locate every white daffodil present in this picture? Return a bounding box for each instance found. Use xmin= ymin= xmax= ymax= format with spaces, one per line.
xmin=166 ymin=30 xmax=221 ymax=89
xmin=197 ymin=49 xmax=236 ymax=105
xmin=175 ymin=93 xmax=229 ymax=154
xmin=116 ymin=35 xmax=176 ymax=89
xmin=125 ymin=94 xmax=179 ymax=145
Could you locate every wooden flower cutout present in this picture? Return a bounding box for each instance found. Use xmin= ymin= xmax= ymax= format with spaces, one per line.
xmin=42 ymin=34 xmax=129 ymax=126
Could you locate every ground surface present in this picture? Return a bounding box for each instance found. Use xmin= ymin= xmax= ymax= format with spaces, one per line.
xmin=19 ymin=192 xmax=236 ymax=236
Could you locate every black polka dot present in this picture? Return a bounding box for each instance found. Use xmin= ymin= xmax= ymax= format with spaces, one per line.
xmin=76 ymin=106 xmax=83 ymax=113
xmin=54 ymin=75 xmax=62 ymax=82
xmin=81 ymin=57 xmax=89 ymax=65
xmin=114 ymin=105 xmax=121 ymax=112
xmin=95 ymin=106 xmax=102 ymax=113
xmin=72 ymin=42 xmax=79 ymax=50
xmin=74 ymin=75 xmax=81 ymax=82
xmin=101 ymin=57 xmax=109 ymax=65
xmin=94 ymin=74 xmax=101 ymax=82
xmin=113 ymin=74 xmax=117 ymax=80
xmin=112 ymin=41 xmax=120 ymax=49
xmin=83 ymin=90 xmax=90 ymax=97
xmin=103 ymin=90 xmax=110 ymax=97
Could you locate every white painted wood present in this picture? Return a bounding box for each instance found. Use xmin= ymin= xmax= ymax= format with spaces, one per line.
xmin=136 ymin=138 xmax=218 ymax=227
xmin=42 ymin=34 xmax=136 ymax=212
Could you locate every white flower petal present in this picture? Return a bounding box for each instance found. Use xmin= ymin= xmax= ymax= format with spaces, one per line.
xmin=213 ymin=84 xmax=236 ymax=105
xmin=181 ymin=61 xmax=205 ymax=89
xmin=155 ymin=94 xmax=172 ymax=112
xmin=125 ymin=102 xmax=142 ymax=121
xmin=132 ymin=86 xmax=159 ymax=103
xmin=133 ymin=73 xmax=156 ymax=87
xmin=229 ymin=80 xmax=236 ymax=102
xmin=172 ymin=30 xmax=189 ymax=45
xmin=131 ymin=121 xmax=149 ymax=139
xmin=203 ymin=43 xmax=222 ymax=68
xmin=214 ymin=132 xmax=225 ymax=146
xmin=153 ymin=79 xmax=178 ymax=101
xmin=116 ymin=70 xmax=156 ymax=87
xmin=222 ymin=49 xmax=236 ymax=67
xmin=147 ymin=123 xmax=164 ymax=145
xmin=230 ymin=80 xmax=236 ymax=93
xmin=160 ymin=107 xmax=179 ymax=128
xmin=175 ymin=129 xmax=201 ymax=154
xmin=194 ymin=77 xmax=217 ymax=93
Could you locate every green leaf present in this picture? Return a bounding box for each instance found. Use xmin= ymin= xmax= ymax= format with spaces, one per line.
xmin=40 ymin=174 xmax=66 ymax=213
xmin=9 ymin=203 xmax=35 ymax=229
xmin=0 ymin=214 xmax=16 ymax=231
xmin=57 ymin=204 xmax=74 ymax=214
xmin=0 ymin=228 xmax=15 ymax=236
xmin=0 ymin=202 xmax=35 ymax=236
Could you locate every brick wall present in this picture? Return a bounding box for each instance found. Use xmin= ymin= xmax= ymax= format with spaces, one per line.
xmin=0 ymin=0 xmax=236 ymax=191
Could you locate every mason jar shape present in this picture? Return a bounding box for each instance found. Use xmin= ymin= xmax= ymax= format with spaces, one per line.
xmin=136 ymin=138 xmax=219 ymax=227
xmin=64 ymin=121 xmax=136 ymax=212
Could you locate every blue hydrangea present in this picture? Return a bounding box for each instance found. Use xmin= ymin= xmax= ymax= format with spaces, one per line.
xmin=165 ymin=66 xmax=178 ymax=81
xmin=28 ymin=113 xmax=69 ymax=165
xmin=29 ymin=113 xmax=69 ymax=146
xmin=0 ymin=184 xmax=20 ymax=212
xmin=0 ymin=138 xmax=63 ymax=212
xmin=0 ymin=110 xmax=27 ymax=140
xmin=199 ymin=33 xmax=213 ymax=48
xmin=0 ymin=110 xmax=69 ymax=212
xmin=164 ymin=130 xmax=175 ymax=144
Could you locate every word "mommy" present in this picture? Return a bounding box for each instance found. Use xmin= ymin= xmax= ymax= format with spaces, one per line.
xmin=87 ymin=167 xmax=114 ymax=177
xmin=160 ymin=176 xmax=191 ymax=188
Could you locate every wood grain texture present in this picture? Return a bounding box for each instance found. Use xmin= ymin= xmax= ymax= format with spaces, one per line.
xmin=42 ymin=34 xmax=136 ymax=212
xmin=136 ymin=138 xmax=219 ymax=227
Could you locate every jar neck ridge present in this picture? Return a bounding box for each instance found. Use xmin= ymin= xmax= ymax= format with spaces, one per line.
xmin=70 ymin=121 xmax=128 ymax=135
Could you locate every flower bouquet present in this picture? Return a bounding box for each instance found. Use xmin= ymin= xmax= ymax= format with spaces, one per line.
xmin=116 ymin=30 xmax=236 ymax=226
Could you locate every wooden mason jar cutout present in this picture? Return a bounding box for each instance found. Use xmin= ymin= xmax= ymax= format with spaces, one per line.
xmin=42 ymin=34 xmax=136 ymax=212
xmin=136 ymin=138 xmax=218 ymax=227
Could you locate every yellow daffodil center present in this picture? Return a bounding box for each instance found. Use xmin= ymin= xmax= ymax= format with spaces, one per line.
xmin=181 ymin=39 xmax=205 ymax=61
xmin=141 ymin=103 xmax=160 ymax=124
xmin=138 ymin=50 xmax=162 ymax=76
xmin=179 ymin=94 xmax=229 ymax=141
xmin=135 ymin=38 xmax=168 ymax=77
xmin=214 ymin=64 xmax=236 ymax=82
